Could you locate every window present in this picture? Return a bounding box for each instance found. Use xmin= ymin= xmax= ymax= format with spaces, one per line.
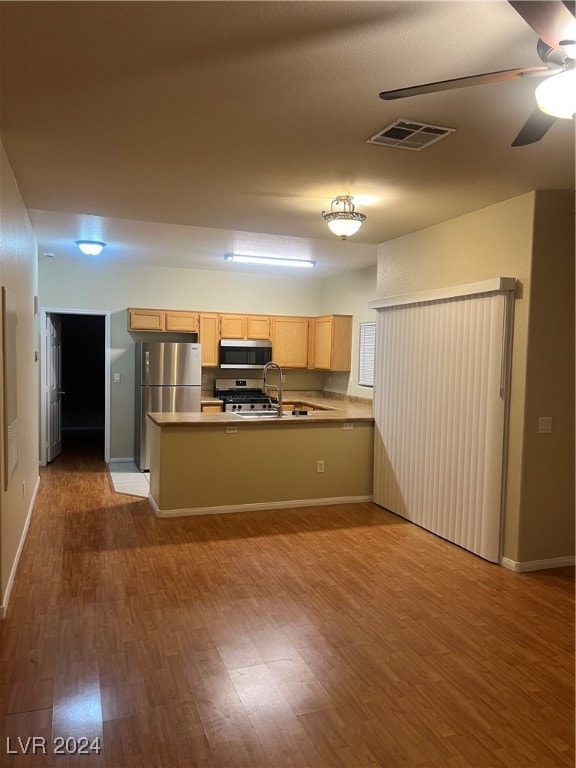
xmin=358 ymin=321 xmax=376 ymax=387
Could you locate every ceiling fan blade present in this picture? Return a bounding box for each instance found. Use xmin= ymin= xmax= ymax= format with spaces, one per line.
xmin=511 ymin=107 xmax=558 ymax=146
xmin=379 ymin=68 xmax=547 ymax=100
xmin=508 ymin=1 xmax=576 ymax=50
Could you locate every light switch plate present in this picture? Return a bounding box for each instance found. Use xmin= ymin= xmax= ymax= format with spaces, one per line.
xmin=538 ymin=416 xmax=552 ymax=433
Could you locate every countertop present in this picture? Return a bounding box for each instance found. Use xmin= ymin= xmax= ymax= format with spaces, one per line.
xmin=149 ymin=392 xmax=373 ymax=427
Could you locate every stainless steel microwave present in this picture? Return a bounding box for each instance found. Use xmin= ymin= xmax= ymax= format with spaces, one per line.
xmin=219 ymin=339 xmax=272 ymax=369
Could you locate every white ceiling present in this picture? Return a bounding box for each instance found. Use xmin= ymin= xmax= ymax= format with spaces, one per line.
xmin=1 ymin=1 xmax=574 ymax=278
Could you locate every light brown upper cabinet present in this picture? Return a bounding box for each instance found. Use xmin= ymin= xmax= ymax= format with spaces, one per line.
xmin=219 ymin=313 xmax=245 ymax=339
xmin=270 ymin=316 xmax=309 ymax=368
xmin=246 ymin=315 xmax=271 ymax=339
xmin=199 ymin=313 xmax=219 ymax=367
xmin=311 ymin=315 xmax=353 ymax=371
xmin=128 ymin=308 xmax=166 ymax=332
xmin=164 ymin=310 xmax=199 ymax=333
xmin=219 ymin=313 xmax=271 ymax=340
xmin=129 ymin=307 xmax=353 ymax=371
xmin=129 ymin=308 xmax=198 ymax=333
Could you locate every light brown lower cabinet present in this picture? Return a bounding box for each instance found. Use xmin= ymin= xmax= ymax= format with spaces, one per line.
xmin=201 ymin=403 xmax=223 ymax=413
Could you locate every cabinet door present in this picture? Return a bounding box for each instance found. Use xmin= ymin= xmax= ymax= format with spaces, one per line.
xmin=200 ymin=313 xmax=220 ymax=367
xmin=219 ymin=314 xmax=246 ymax=339
xmin=312 ymin=315 xmax=353 ymax=371
xmin=246 ymin=315 xmax=270 ymax=339
xmin=129 ymin=308 xmax=165 ymax=331
xmin=329 ymin=315 xmax=353 ymax=371
xmin=313 ymin=317 xmax=334 ymax=369
xmin=201 ymin=403 xmax=223 ymax=413
xmin=271 ymin=317 xmax=309 ymax=368
xmin=165 ymin=310 xmax=199 ymax=333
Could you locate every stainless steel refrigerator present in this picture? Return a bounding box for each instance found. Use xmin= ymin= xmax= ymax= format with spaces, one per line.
xmin=135 ymin=341 xmax=201 ymax=471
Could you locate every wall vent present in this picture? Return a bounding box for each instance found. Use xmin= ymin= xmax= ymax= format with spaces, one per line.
xmin=367 ymin=119 xmax=455 ymax=151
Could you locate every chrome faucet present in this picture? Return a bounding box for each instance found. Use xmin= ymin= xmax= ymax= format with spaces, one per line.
xmin=263 ymin=361 xmax=283 ymax=417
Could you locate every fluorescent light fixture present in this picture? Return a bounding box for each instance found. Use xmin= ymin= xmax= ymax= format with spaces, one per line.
xmin=224 ymin=254 xmax=315 ymax=268
xmin=75 ymin=240 xmax=107 ymax=256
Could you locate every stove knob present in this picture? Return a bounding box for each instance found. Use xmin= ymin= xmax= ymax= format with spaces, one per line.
xmin=232 ymin=404 xmax=238 ymax=411
xmin=250 ymin=403 xmax=255 ymax=410
xmin=238 ymin=404 xmax=242 ymax=410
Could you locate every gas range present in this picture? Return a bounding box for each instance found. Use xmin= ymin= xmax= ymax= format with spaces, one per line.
xmin=214 ymin=378 xmax=277 ymax=413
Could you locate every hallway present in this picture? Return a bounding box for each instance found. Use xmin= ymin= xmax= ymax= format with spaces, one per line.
xmin=0 ymin=444 xmax=574 ymax=767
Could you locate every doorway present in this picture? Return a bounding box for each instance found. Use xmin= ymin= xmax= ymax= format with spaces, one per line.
xmin=40 ymin=309 xmax=111 ymax=465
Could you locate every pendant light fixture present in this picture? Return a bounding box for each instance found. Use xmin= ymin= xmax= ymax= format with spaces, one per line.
xmin=322 ymin=195 xmax=366 ymax=240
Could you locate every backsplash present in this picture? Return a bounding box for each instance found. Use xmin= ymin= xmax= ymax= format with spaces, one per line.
xmin=201 ymin=367 xmax=327 ymax=393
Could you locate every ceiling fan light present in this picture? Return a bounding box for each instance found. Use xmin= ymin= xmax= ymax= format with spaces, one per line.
xmin=535 ymin=69 xmax=576 ymax=119
xmin=322 ymin=195 xmax=366 ymax=240
xmin=75 ymin=240 xmax=106 ymax=256
xmin=559 ymin=39 xmax=576 ymax=59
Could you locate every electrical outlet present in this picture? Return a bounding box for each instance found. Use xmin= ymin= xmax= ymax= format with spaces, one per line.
xmin=226 ymin=426 xmax=238 ymax=434
xmin=317 ymin=460 xmax=325 ymax=473
xmin=113 ymin=373 xmax=121 ymax=383
xmin=281 ymin=375 xmax=286 ymax=383
xmin=343 ymin=423 xmax=354 ymax=430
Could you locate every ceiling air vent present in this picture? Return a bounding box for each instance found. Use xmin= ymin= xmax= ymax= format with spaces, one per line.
xmin=367 ymin=119 xmax=455 ymax=151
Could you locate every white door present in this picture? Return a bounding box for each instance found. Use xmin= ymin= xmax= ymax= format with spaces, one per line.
xmin=47 ymin=314 xmax=63 ymax=462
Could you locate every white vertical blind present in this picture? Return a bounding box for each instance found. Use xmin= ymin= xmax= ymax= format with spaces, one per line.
xmin=371 ymin=281 xmax=515 ymax=563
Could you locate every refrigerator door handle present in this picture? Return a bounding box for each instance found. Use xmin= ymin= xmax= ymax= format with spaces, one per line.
xmin=144 ymin=350 xmax=150 ymax=386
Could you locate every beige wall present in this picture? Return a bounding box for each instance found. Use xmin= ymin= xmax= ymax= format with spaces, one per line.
xmin=322 ymin=265 xmax=377 ymax=400
xmin=519 ymin=191 xmax=574 ymax=561
xmin=39 ymin=259 xmax=376 ymax=458
xmin=376 ymin=191 xmax=574 ymax=565
xmin=0 ymin=141 xmax=40 ymax=611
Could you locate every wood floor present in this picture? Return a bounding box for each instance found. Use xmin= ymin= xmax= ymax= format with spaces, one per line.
xmin=1 ymin=440 xmax=574 ymax=767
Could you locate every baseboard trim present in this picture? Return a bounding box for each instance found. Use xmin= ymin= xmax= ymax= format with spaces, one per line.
xmin=501 ymin=555 xmax=576 ymax=572
xmin=0 ymin=475 xmax=40 ymax=619
xmin=149 ymin=495 xmax=373 ymax=519
xmin=107 ymin=457 xmax=137 ymax=465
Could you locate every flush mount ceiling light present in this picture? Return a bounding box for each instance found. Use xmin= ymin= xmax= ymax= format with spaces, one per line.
xmin=224 ymin=254 xmax=315 ymax=268
xmin=75 ymin=240 xmax=106 ymax=256
xmin=322 ymin=195 xmax=366 ymax=240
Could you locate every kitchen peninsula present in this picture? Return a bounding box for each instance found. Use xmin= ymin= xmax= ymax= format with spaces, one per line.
xmin=147 ymin=395 xmax=374 ymax=517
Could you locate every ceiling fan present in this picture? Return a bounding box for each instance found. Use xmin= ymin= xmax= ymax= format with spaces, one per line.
xmin=379 ymin=0 xmax=576 ymax=146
